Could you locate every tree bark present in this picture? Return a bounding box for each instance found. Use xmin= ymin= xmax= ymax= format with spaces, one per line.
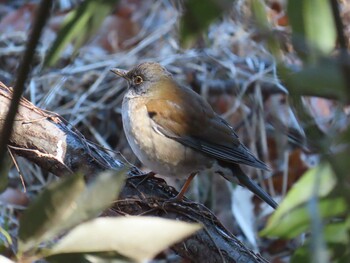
xmin=0 ymin=82 xmax=269 ymax=263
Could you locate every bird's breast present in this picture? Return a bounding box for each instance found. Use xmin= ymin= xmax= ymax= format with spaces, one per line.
xmin=122 ymin=97 xmax=213 ymax=176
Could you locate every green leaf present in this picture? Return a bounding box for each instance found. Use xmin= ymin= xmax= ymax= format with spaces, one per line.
xmin=260 ymin=164 xmax=344 ymax=238
xmin=290 ymin=218 xmax=350 ymax=263
xmin=287 ymin=0 xmax=336 ymax=60
xmin=0 ymin=227 xmax=12 ymax=246
xmin=44 ymin=0 xmax=118 ymax=67
xmin=58 ymin=169 xmax=126 ymax=232
xmin=19 ymin=168 xmax=126 ymax=254
xmin=291 ymin=246 xmax=312 ymax=263
xmin=18 ymin=174 xmax=85 ymax=253
xmin=251 ymin=0 xmax=269 ymax=30
xmin=274 ymin=164 xmax=336 ymax=215
xmin=180 ymin=0 xmax=230 ymax=47
xmin=251 ymin=0 xmax=282 ymax=59
xmin=260 ymin=197 xmax=346 ymax=238
xmin=323 ymin=219 xmax=350 ymax=244
xmin=49 ymin=217 xmax=201 ymax=262
xmin=278 ymin=61 xmax=346 ymax=101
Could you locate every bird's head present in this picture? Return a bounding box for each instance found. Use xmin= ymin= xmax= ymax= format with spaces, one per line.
xmin=110 ymin=62 xmax=172 ymax=96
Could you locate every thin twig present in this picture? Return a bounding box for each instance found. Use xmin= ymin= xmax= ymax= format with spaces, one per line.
xmin=7 ymin=146 xmax=26 ymax=192
xmin=0 ymin=0 xmax=53 ymax=166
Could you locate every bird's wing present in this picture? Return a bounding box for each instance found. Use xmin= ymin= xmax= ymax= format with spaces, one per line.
xmin=145 ymin=85 xmax=269 ymax=170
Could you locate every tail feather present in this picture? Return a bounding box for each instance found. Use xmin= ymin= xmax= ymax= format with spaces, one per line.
xmin=221 ymin=164 xmax=278 ymax=209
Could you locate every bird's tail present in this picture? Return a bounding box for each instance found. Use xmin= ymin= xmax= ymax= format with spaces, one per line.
xmin=221 ymin=164 xmax=278 ymax=209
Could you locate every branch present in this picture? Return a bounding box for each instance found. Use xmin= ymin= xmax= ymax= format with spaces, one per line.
xmin=0 ymin=82 xmax=269 ymax=263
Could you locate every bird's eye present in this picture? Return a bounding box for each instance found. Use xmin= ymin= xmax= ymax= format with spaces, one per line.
xmin=134 ymin=76 xmax=143 ymax=85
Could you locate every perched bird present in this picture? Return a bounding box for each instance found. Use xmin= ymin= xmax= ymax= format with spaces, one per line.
xmin=111 ymin=62 xmax=278 ymax=209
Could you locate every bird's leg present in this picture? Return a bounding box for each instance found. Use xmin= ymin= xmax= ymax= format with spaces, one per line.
xmin=173 ymin=172 xmax=197 ymax=200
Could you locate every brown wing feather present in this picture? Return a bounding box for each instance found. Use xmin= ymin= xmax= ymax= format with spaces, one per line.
xmin=145 ymin=80 xmax=268 ymax=170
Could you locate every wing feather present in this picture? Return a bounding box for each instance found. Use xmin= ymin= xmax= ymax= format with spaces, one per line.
xmin=145 ymin=83 xmax=269 ymax=170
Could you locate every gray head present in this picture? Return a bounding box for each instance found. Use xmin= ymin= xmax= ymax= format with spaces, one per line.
xmin=110 ymin=62 xmax=172 ymax=95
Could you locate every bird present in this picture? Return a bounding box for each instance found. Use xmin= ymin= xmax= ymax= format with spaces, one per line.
xmin=110 ymin=62 xmax=278 ymax=209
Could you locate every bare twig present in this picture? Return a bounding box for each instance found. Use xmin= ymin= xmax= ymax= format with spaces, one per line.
xmin=0 ymin=0 xmax=53 ymax=166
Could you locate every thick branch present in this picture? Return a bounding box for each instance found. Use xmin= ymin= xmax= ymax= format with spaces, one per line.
xmin=0 ymin=82 xmax=268 ymax=263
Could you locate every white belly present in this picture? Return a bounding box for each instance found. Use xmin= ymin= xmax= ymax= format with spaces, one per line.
xmin=122 ymin=97 xmax=213 ymax=176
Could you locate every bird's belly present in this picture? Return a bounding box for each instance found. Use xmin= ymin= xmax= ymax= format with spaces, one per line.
xmin=122 ymin=98 xmax=212 ymax=176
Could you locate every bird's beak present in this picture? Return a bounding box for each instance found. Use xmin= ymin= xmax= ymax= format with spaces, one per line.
xmin=110 ymin=68 xmax=129 ymax=80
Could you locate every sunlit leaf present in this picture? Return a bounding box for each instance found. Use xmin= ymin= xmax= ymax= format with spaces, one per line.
xmin=275 ymin=164 xmax=336 ymax=215
xmin=0 ymin=227 xmax=12 ymax=246
xmin=260 ymin=197 xmax=346 ymax=238
xmin=323 ymin=219 xmax=350 ymax=244
xmin=251 ymin=0 xmax=281 ymax=58
xmin=287 ymin=0 xmax=336 ymax=60
xmin=18 ymin=174 xmax=85 ymax=253
xmin=58 ymin=169 xmax=126 ymax=232
xmin=251 ymin=0 xmax=269 ymax=29
xmin=260 ymin=164 xmax=344 ymax=238
xmin=19 ymin=169 xmax=125 ymax=254
xmin=49 ymin=217 xmax=201 ymax=262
